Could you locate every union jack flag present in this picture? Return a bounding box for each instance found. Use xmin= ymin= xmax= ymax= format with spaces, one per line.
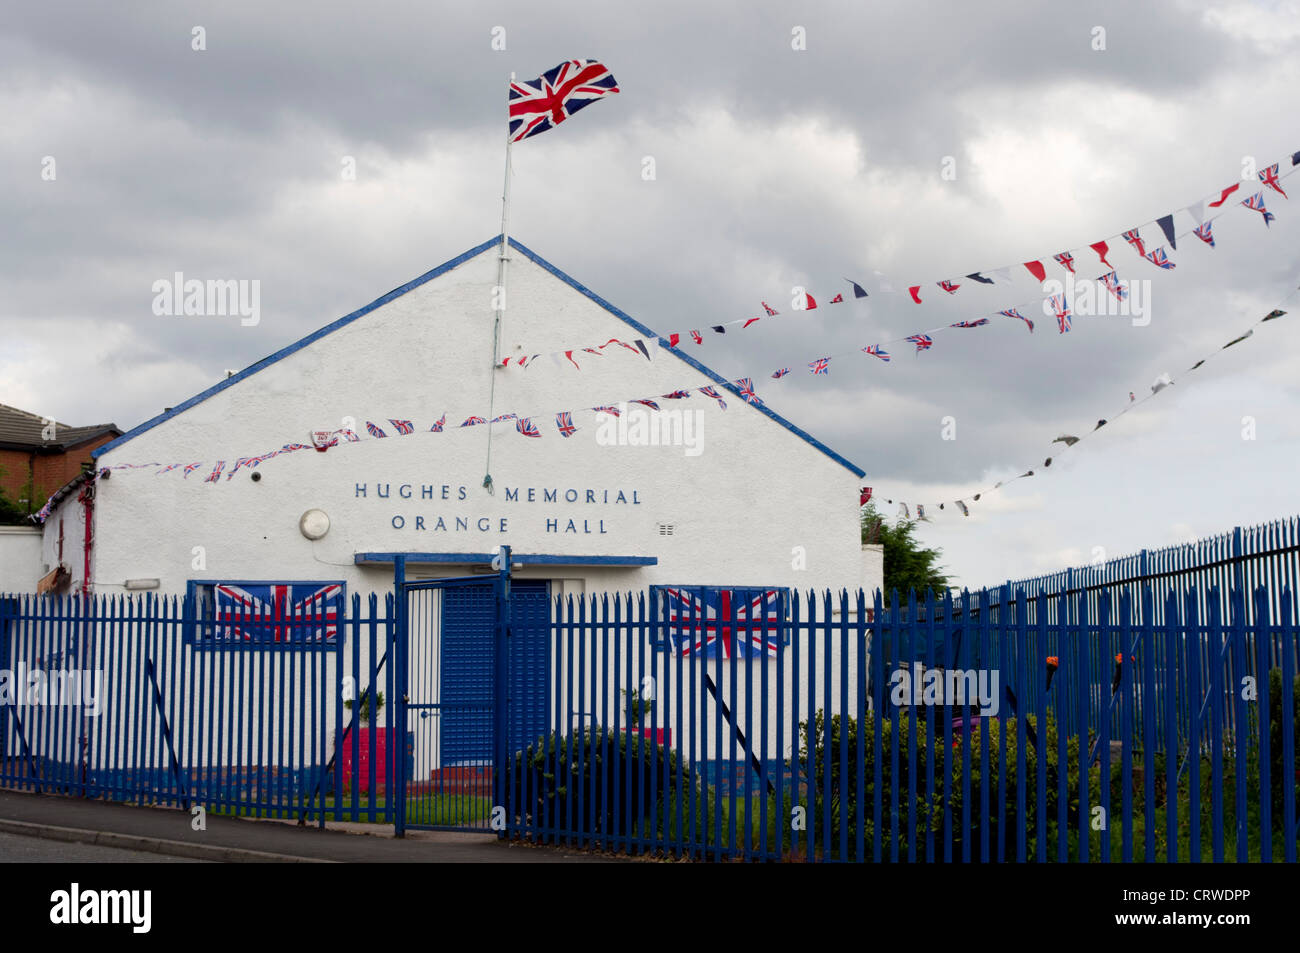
xmin=690 ymin=330 xmax=703 ymax=345
xmin=460 ymin=416 xmax=487 ymax=427
xmin=1143 ymin=247 xmax=1175 ymax=270
xmin=906 ymin=334 xmax=934 ymax=353
xmin=938 ymin=280 xmax=960 ymax=294
xmin=808 ymin=357 xmax=831 ymax=375
xmin=556 ymin=412 xmax=577 ymax=437
xmin=735 ymin=378 xmax=762 ymax=405
xmin=1101 ymin=271 xmax=1128 ymax=301
xmin=211 ymin=583 xmax=342 ymax=644
xmin=1049 ymin=293 xmax=1072 ymax=333
xmin=516 ymin=417 xmax=541 ymax=438
xmin=508 ymin=60 xmax=619 ymax=143
xmin=365 ymin=422 xmax=387 ymax=438
xmin=950 ymin=319 xmax=989 ymax=328
xmin=204 ymin=461 xmax=225 ymax=484
xmin=999 ymin=308 xmax=1034 ymax=333
xmin=698 ymin=386 xmax=727 ymax=410
xmin=157 ymin=463 xmax=181 ymax=475
xmin=1193 ymin=221 xmax=1216 ymax=247
xmin=661 ymin=390 xmax=691 ymax=399
xmin=1053 ymin=252 xmax=1076 ymax=274
xmin=389 ymin=419 xmax=414 ymax=435
xmin=862 ymin=345 xmax=890 ymax=361
xmin=430 ymin=413 xmax=446 ymax=432
xmin=771 ymin=368 xmax=790 ymax=378
xmin=227 ymin=456 xmax=262 ymax=479
xmin=491 ymin=413 xmax=517 ymax=423
xmin=631 ymin=398 xmax=660 ymax=411
xmin=177 ymin=462 xmax=202 ymax=478
xmin=280 ymin=443 xmax=311 ymax=454
xmin=1259 ymin=163 xmax=1288 ymax=198
xmin=1241 ymin=191 xmax=1275 ymax=226
xmin=593 ymin=405 xmax=621 ymax=417
xmin=1122 ymin=228 xmax=1146 ymax=257
xmin=829 ymin=293 xmax=843 ymax=303
xmin=659 ymin=586 xmax=786 ymax=658
xmin=762 ymin=302 xmax=778 ymax=316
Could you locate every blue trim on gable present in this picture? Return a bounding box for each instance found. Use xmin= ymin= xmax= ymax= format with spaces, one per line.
xmin=95 ymin=234 xmax=865 ymax=478
xmin=508 ymin=238 xmax=866 ymax=478
xmin=355 ymin=552 xmax=657 ymax=567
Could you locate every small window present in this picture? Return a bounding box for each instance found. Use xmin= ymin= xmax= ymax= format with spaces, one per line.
xmin=651 ymin=585 xmax=790 ymax=656
xmin=186 ymin=580 xmax=344 ymax=648
xmin=657 ymin=523 xmax=674 ymax=536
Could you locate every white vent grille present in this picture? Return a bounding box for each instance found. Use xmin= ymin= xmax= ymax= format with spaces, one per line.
xmin=657 ymin=523 xmax=675 ymax=537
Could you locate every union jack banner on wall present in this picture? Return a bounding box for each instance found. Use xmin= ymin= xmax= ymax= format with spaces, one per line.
xmin=509 ymin=60 xmax=619 ymax=143
xmin=208 ymin=582 xmax=343 ymax=644
xmin=655 ymin=586 xmax=788 ymax=658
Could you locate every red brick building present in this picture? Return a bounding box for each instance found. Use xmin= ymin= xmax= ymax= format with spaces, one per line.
xmin=0 ymin=403 xmax=120 ymax=519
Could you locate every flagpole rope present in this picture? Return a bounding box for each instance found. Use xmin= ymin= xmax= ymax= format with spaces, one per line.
xmin=482 ymin=73 xmax=516 ymax=495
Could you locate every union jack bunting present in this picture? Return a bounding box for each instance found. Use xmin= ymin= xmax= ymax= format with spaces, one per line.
xmin=1241 ymin=191 xmax=1275 ymax=226
xmin=631 ymin=398 xmax=660 ymax=411
xmin=1143 ymin=247 xmax=1175 ymax=270
xmin=742 ymin=317 xmax=761 ymax=328
xmin=735 ymin=378 xmax=762 ymax=405
xmin=999 ymin=308 xmax=1034 ymax=333
xmin=157 ymin=463 xmax=181 ymax=475
xmin=1208 ymin=184 xmax=1240 ymax=207
xmin=690 ymin=330 xmax=703 ymax=345
xmin=460 ymin=416 xmax=487 ymax=427
xmin=211 ymin=583 xmax=342 ymax=644
xmin=227 ymin=456 xmax=258 ymax=479
xmin=950 ymin=319 xmax=989 ymax=328
xmin=365 ymin=422 xmax=387 ymax=438
xmin=955 ymin=500 xmax=969 ymax=517
xmin=1122 ymin=228 xmax=1146 ymax=257
xmin=862 ymin=345 xmax=890 ymax=361
xmin=280 ymin=443 xmax=311 ymax=454
xmin=900 ymin=503 xmax=910 ymax=519
xmin=508 ymin=59 xmax=619 ymax=143
xmin=1049 ymin=293 xmax=1072 ymax=333
xmin=711 ymin=325 xmax=726 ymax=334
xmin=1101 ymin=271 xmax=1128 ymax=301
xmin=762 ymin=302 xmax=778 ymax=315
xmin=771 ymin=367 xmax=790 ymax=378
xmin=183 ymin=462 xmax=203 ymax=478
xmin=659 ymin=586 xmax=787 ymax=658
xmin=1259 ymin=163 xmax=1288 ymax=198
xmin=1053 ymin=252 xmax=1076 ymax=274
xmin=389 ymin=419 xmax=414 ymax=435
xmin=938 ymin=280 xmax=960 ymax=294
xmin=666 ymin=334 xmax=680 ymax=348
xmin=556 ymin=412 xmax=577 ymax=437
xmin=491 ymin=413 xmax=517 ymax=423
xmin=516 ymin=417 xmax=541 ymax=438
xmin=808 ymin=357 xmax=831 ymax=375
xmin=916 ymin=504 xmax=926 ymax=519
xmin=1193 ymin=221 xmax=1216 ymax=247
xmin=593 ymin=405 xmax=621 ymax=417
xmin=829 ymin=293 xmax=843 ymax=303
xmin=661 ymin=390 xmax=691 ymax=399
xmin=430 ymin=413 xmax=446 ymax=432
xmin=1129 ymin=392 xmax=1136 ymax=402
xmin=859 ymin=487 xmax=872 ymax=505
xmin=698 ymin=386 xmax=727 ymax=410
xmin=906 ymin=334 xmax=933 ymax=353
xmin=204 ymin=461 xmax=225 ymax=484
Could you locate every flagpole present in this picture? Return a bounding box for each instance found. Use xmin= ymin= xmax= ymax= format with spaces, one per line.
xmin=483 ymin=72 xmax=515 ymax=495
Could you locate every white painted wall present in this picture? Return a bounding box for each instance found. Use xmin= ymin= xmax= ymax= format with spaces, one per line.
xmin=0 ymin=526 xmax=43 ymax=591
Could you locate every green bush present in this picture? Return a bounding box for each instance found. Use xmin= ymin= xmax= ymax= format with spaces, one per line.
xmin=1267 ymin=666 xmax=1300 ymax=828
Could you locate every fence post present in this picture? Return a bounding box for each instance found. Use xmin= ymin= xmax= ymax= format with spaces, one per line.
xmin=393 ymin=555 xmax=407 ymax=838
xmin=494 ymin=545 xmax=512 ymax=840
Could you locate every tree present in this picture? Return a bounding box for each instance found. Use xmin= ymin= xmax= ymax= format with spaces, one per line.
xmin=860 ymin=501 xmax=950 ymax=597
xmin=0 ymin=466 xmax=31 ymax=526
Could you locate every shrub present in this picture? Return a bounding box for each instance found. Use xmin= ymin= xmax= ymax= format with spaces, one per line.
xmin=1266 ymin=666 xmax=1300 ymax=828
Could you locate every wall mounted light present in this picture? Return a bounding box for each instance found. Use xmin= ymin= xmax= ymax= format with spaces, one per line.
xmin=299 ymin=509 xmax=330 ymax=540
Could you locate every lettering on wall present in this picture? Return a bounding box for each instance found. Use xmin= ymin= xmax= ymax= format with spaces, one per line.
xmin=352 ymin=483 xmax=642 ymax=535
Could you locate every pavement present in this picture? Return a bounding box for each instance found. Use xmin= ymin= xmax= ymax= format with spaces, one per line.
xmin=0 ymin=789 xmax=625 ymax=863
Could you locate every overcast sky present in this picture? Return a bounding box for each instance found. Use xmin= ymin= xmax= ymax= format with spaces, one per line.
xmin=3 ymin=1 xmax=1299 ymax=587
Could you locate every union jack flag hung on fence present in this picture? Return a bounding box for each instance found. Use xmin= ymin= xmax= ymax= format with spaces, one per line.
xmin=430 ymin=414 xmax=446 ymax=432
xmin=460 ymin=416 xmax=487 ymax=427
xmin=658 ymin=586 xmax=787 ymax=658
xmin=735 ymin=378 xmax=762 ymax=405
xmin=1259 ymin=163 xmax=1288 ymax=198
xmin=938 ymin=280 xmax=960 ymax=294
xmin=1193 ymin=221 xmax=1216 ymax=247
xmin=211 ymin=583 xmax=342 ymax=644
xmin=1053 ymin=252 xmax=1076 ymax=274
xmin=1144 ymin=247 xmax=1175 ymax=270
xmin=771 ymin=367 xmax=790 ymax=378
xmin=999 ymin=308 xmax=1034 ymax=333
xmin=556 ymin=412 xmax=577 ymax=437
xmin=1241 ymin=191 xmax=1275 ymax=226
xmin=1049 ymin=293 xmax=1072 ymax=333
xmin=365 ymin=422 xmax=387 ymax=438
xmin=698 ymin=386 xmax=727 ymax=410
xmin=1122 ymin=228 xmax=1146 ymax=257
xmin=516 ymin=417 xmax=541 ymax=438
xmin=1101 ymin=271 xmax=1128 ymax=301
xmin=508 ymin=60 xmax=619 ymax=143
xmin=763 ymin=302 xmax=778 ymax=315
xmin=862 ymin=345 xmax=890 ymax=361
xmin=808 ymin=357 xmax=831 ymax=375
xmin=950 ymin=319 xmax=989 ymax=328
xmin=906 ymin=334 xmax=933 ymax=353
xmin=389 ymin=419 xmax=414 ymax=435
